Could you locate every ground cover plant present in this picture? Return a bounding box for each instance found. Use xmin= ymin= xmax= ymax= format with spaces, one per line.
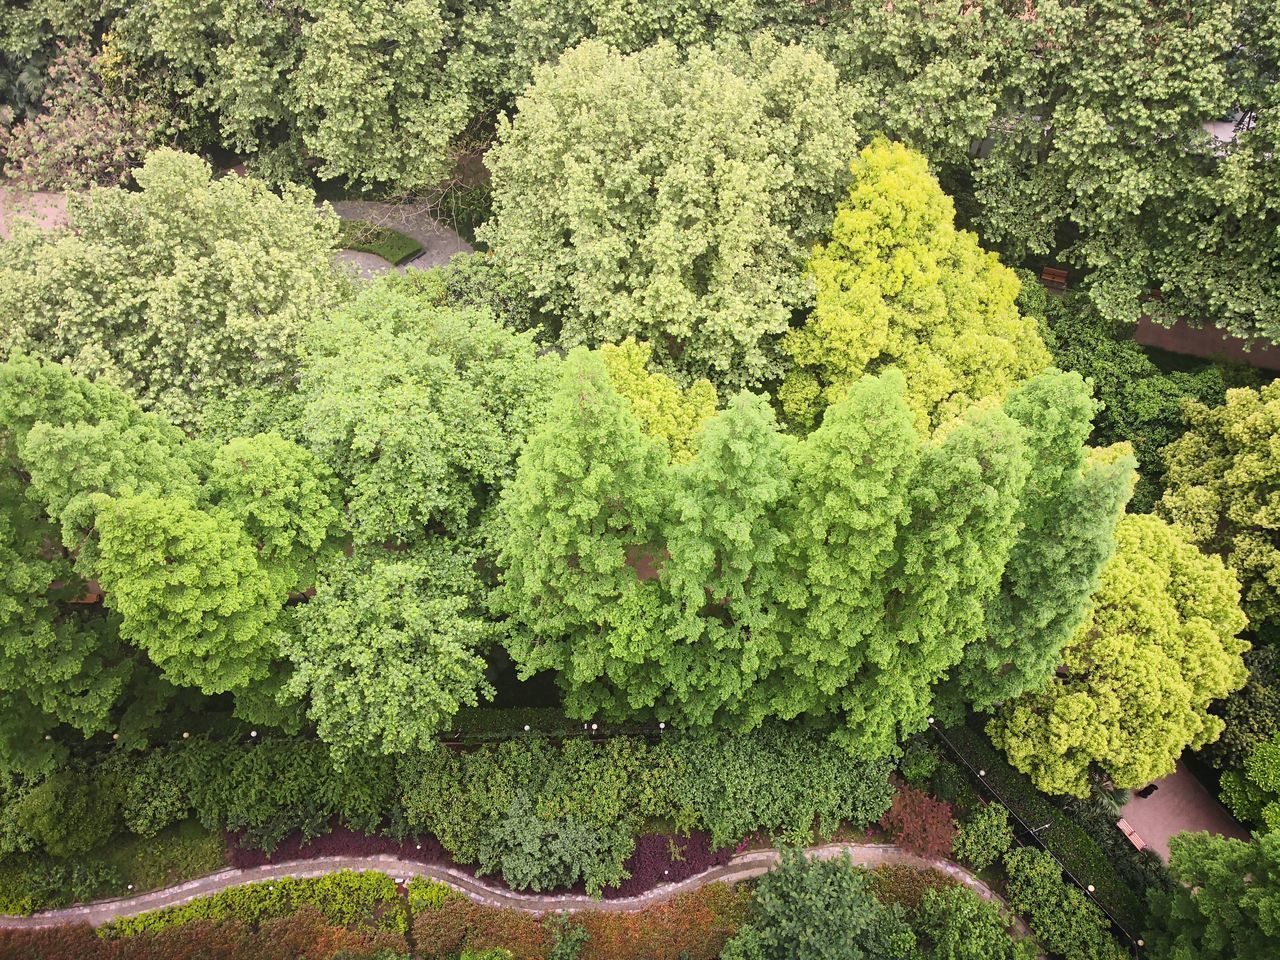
xmin=336 ymin=219 xmax=424 ymax=265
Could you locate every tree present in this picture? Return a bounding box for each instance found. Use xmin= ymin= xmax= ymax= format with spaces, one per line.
xmin=285 ymin=545 xmax=494 ymax=764
xmin=481 ymin=38 xmax=853 ymax=388
xmin=0 ymin=149 xmax=344 ymax=427
xmin=723 ymin=848 xmax=918 ymax=960
xmin=1160 ymin=382 xmax=1280 ymax=627
xmin=114 ymin=0 xmax=469 ymax=188
xmin=1146 ymin=830 xmax=1280 ymax=960
xmin=914 ymin=885 xmax=1034 ymax=960
xmin=1003 ymin=847 xmax=1128 ymax=960
xmin=0 ymin=43 xmax=169 ymax=189
xmin=1220 ymin=731 xmax=1280 ymax=831
xmin=299 ymin=282 xmax=556 ymax=546
xmin=952 ymin=372 xmax=1136 ymax=710
xmin=782 ymin=139 xmax=1049 ymax=431
xmin=1203 ymin=646 xmax=1280 ymax=772
xmin=989 ymin=514 xmax=1249 ymax=797
xmin=598 ymin=338 xmax=717 ymax=463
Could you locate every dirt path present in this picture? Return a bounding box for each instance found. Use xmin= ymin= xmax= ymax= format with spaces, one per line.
xmin=0 ymin=843 xmax=1027 ymax=934
xmin=328 ymin=198 xmax=472 ymax=272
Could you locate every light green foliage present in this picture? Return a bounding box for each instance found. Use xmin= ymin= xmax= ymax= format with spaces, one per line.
xmin=482 ymin=38 xmax=853 ymax=388
xmin=1002 ymin=847 xmax=1128 ymax=960
xmin=1220 ymin=731 xmax=1280 ymax=830
xmin=118 ymin=0 xmax=467 ymax=188
xmin=951 ymin=803 xmax=1013 ymax=872
xmin=501 ymin=359 xmax=1122 ymax=753
xmin=913 ymin=885 xmax=1033 ymax=960
xmin=93 ymin=494 xmax=285 ymax=695
xmin=1160 ymin=381 xmax=1280 ymax=626
xmin=991 ymin=514 xmax=1249 ymax=797
xmin=1146 ymin=830 xmax=1280 ymax=960
xmin=102 ymin=870 xmax=407 ymax=936
xmin=0 ymin=150 xmax=343 ymax=427
xmin=952 ymin=373 xmax=1136 ymax=710
xmin=783 ymin=139 xmax=1049 ymax=431
xmin=299 ymin=282 xmax=556 ymax=546
xmin=724 ymin=848 xmax=917 ymax=960
xmin=286 ymin=545 xmax=494 ymax=764
xmin=599 ymin=338 xmax=717 ymax=463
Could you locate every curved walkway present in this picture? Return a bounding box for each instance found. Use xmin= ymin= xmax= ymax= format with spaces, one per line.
xmin=0 ymin=843 xmax=1025 ymax=933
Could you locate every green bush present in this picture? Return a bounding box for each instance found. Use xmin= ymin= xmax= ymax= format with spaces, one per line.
xmin=102 ymin=871 xmax=407 ymax=937
xmin=913 ymin=885 xmax=1033 ymax=960
xmin=898 ymin=741 xmax=940 ymax=787
xmin=406 ymin=877 xmax=457 ymax=913
xmin=336 ymin=219 xmax=423 ymax=265
xmin=952 ymin=803 xmax=1013 ymax=872
xmin=13 ymin=772 xmax=117 ymax=858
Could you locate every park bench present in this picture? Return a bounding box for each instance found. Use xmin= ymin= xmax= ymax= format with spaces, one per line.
xmin=1040 ymin=266 xmax=1069 ymax=292
xmin=1115 ymin=818 xmax=1147 ymax=851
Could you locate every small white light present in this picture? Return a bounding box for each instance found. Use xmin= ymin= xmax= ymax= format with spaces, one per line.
xmin=112 ymin=734 xmax=119 ymax=741
xmin=591 ymin=723 xmax=598 ymax=731
xmin=250 ymin=730 xmax=257 ymax=738
xmin=1137 ymin=940 xmax=1144 ymax=948
xmin=394 ymin=877 xmax=404 ymax=884
xmin=182 ymin=731 xmax=190 ymax=739
xmin=43 ymin=735 xmax=51 ymax=741
xmin=524 ymin=725 xmax=530 ymax=731
xmin=927 ymin=716 xmax=935 ymax=724
xmin=1087 ymin=884 xmax=1095 ymax=893
xmin=659 ymin=722 xmax=666 ymax=730
xmin=978 ymin=770 xmax=986 ymax=777
xmin=416 ymin=844 xmax=421 ymax=850
xmin=583 ymin=723 xmax=588 ymax=730
xmin=127 ymin=885 xmax=133 ymax=890
xmin=663 ymin=869 xmax=669 ymax=875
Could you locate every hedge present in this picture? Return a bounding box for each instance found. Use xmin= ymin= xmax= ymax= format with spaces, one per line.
xmin=336 ymin=219 xmax=423 ymax=264
xmin=939 ymin=723 xmax=1148 ymax=934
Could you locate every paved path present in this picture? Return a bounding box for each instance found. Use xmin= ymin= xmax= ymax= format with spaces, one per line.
xmin=329 ymin=198 xmax=472 ymax=273
xmin=1119 ymin=759 xmax=1252 ymax=862
xmin=0 ymin=843 xmax=1027 ymax=937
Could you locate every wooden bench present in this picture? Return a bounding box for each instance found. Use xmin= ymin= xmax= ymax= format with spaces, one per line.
xmin=1040 ymin=266 xmax=1069 ymax=292
xmin=1116 ymin=818 xmax=1147 ymax=851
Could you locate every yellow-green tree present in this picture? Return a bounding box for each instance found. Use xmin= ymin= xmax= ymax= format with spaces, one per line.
xmin=1160 ymin=381 xmax=1280 ymax=627
xmin=599 ymin=338 xmax=717 ymax=463
xmin=989 ymin=514 xmax=1249 ymax=797
xmin=782 ymin=139 xmax=1049 ymax=432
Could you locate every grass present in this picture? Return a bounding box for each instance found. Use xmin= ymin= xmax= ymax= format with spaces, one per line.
xmin=99 ymin=819 xmax=229 ymax=895
xmin=336 ymin=219 xmax=423 ymax=265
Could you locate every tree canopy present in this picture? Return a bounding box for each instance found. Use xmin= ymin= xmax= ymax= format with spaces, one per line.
xmin=481 ymin=37 xmax=853 ymax=388
xmin=0 ymin=150 xmax=344 ymax=428
xmin=782 ymin=139 xmax=1049 ymax=432
xmin=990 ymin=514 xmax=1249 ymax=797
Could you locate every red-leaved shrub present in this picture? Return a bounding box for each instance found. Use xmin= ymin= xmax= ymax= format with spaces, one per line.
xmin=602 ymin=832 xmax=731 ymax=899
xmin=413 ymin=899 xmax=550 ymax=960
xmin=879 ymin=784 xmax=957 ymax=859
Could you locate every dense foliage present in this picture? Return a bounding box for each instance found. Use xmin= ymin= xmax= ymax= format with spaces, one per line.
xmin=498 ymin=351 xmax=1132 ymax=754
xmin=991 ymin=514 xmax=1249 ymax=796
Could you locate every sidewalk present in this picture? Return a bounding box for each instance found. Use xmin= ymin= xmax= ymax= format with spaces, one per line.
xmin=1118 ymin=760 xmax=1251 ymax=862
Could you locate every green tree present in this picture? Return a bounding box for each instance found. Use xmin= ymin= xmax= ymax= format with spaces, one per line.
xmin=599 ymin=338 xmax=717 ymax=463
xmin=1160 ymin=381 xmax=1280 ymax=627
xmin=11 ymin=771 xmax=116 ymax=857
xmin=115 ymin=0 xmax=468 ymax=188
xmin=0 ymin=149 xmax=344 ymax=427
xmin=285 ymin=545 xmax=494 ymax=764
xmin=1003 ymin=847 xmax=1127 ymax=960
xmin=481 ymin=38 xmax=853 ymax=388
xmin=990 ymin=514 xmax=1249 ymax=797
xmin=952 ymin=373 xmax=1136 ymax=710
xmin=724 ymin=848 xmax=917 ymax=960
xmin=914 ymin=885 xmax=1033 ymax=960
xmin=299 ymin=282 xmax=556 ymax=546
xmin=1146 ymin=830 xmax=1280 ymax=960
xmin=1220 ymin=731 xmax=1280 ymax=830
xmin=782 ymin=139 xmax=1049 ymax=431
xmin=1203 ymin=646 xmax=1280 ymax=772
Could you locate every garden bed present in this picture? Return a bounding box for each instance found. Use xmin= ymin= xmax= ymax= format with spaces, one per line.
xmin=335 ymin=219 xmax=423 ymax=264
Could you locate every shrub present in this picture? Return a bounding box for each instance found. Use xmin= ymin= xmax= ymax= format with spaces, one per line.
xmin=545 ymin=916 xmax=588 ymax=960
xmin=952 ymin=803 xmax=1013 ymax=872
xmin=336 ymin=219 xmax=423 ymax=265
xmin=898 ymin=741 xmax=940 ymax=787
xmin=407 ymin=877 xmax=458 ymax=913
xmin=412 ymin=898 xmax=550 ymax=960
xmin=864 ymin=864 xmax=958 ymax=914
xmin=14 ymin=771 xmax=117 ymax=858
xmin=101 ymin=871 xmax=407 ymax=937
xmin=879 ymin=785 xmax=957 ymax=859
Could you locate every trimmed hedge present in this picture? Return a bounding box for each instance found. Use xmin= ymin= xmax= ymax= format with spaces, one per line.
xmin=336 ymin=219 xmax=423 ymax=265
xmin=101 ymin=871 xmax=408 ymax=937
